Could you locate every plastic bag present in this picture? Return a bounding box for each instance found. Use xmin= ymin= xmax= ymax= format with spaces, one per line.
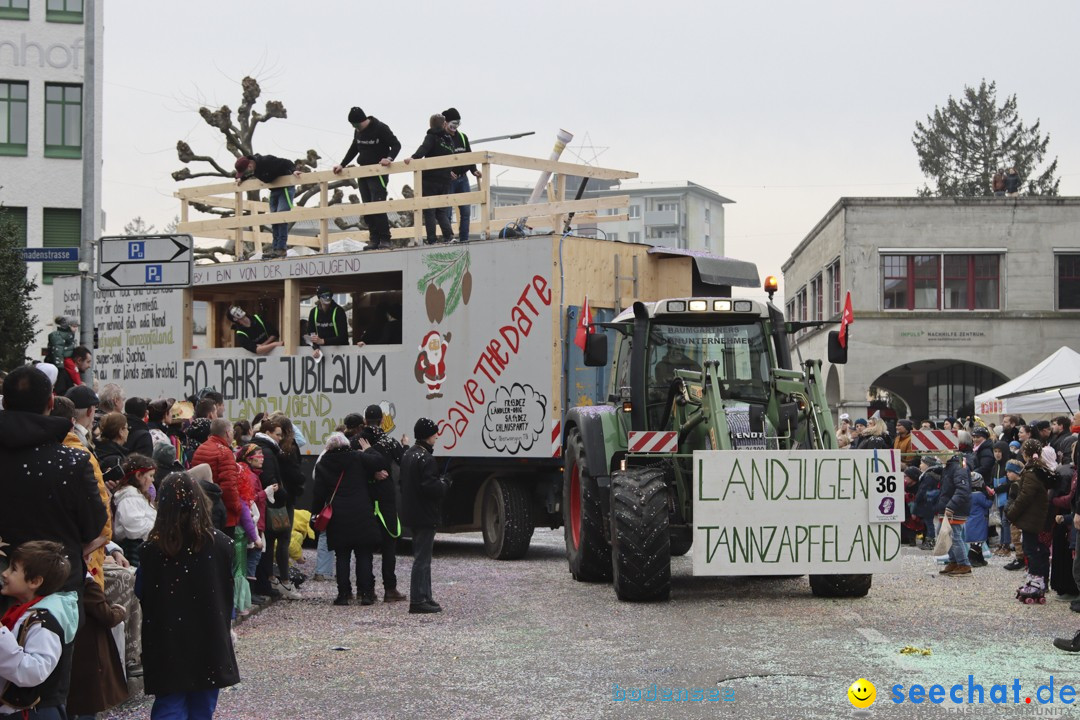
xmin=933 ymin=521 xmax=953 ymax=556
xmin=989 ymin=506 xmax=1001 ymax=528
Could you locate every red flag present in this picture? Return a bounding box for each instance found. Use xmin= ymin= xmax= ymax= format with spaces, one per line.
xmin=838 ymin=291 xmax=854 ymax=348
xmin=574 ymin=295 xmax=592 ymax=351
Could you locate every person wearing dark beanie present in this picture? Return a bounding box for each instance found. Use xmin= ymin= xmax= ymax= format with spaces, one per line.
xmin=442 ymin=107 xmax=481 ymax=243
xmin=333 ymin=107 xmax=402 ymax=251
xmin=399 ymin=418 xmax=448 ymax=613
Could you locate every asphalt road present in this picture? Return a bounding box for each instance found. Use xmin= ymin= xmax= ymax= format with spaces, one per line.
xmin=106 ymin=530 xmax=1079 ymax=719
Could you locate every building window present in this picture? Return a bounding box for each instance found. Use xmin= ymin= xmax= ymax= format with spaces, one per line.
xmin=882 ymin=253 xmax=999 ymax=310
xmin=46 ymin=0 xmax=83 ymax=22
xmin=704 ymin=234 xmax=711 ymax=252
xmin=811 ymin=274 xmax=823 ymax=321
xmin=1057 ymin=254 xmax=1080 ymax=310
xmin=628 ymin=205 xmax=640 ymax=219
xmin=42 ymin=208 xmax=80 ymax=284
xmin=657 ymin=202 xmax=678 ymax=213
xmin=797 ymin=286 xmax=807 ymax=323
xmin=827 ymin=260 xmax=841 ymax=316
xmin=0 ymin=0 xmax=29 ymax=20
xmin=1 ymin=206 xmax=27 ymax=247
xmin=0 ymin=81 xmax=28 ymax=156
xmin=628 ymin=231 xmax=641 ymax=244
xmin=704 ymin=207 xmax=711 ymax=223
xmin=607 ymin=232 xmax=618 ymax=242
xmin=786 ymin=299 xmax=795 ymax=322
xmin=44 ymin=84 xmax=82 ymax=158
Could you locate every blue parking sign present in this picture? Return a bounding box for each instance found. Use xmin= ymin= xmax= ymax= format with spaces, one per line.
xmin=146 ymin=265 xmax=162 ymax=283
xmin=129 ymin=241 xmax=145 ymax=260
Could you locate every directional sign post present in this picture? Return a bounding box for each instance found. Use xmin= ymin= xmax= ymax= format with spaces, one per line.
xmin=97 ymin=234 xmax=193 ymax=290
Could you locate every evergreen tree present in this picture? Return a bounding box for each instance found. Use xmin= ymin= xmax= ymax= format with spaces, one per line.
xmin=912 ymin=80 xmax=1059 ymax=197
xmin=0 ymin=206 xmax=38 ymax=369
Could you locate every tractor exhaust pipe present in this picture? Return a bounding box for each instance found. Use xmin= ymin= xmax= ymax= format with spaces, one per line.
xmin=629 ymin=301 xmax=650 ymax=432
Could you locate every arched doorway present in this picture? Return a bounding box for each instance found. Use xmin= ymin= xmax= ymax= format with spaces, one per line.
xmin=870 ymin=359 xmax=1007 ymax=422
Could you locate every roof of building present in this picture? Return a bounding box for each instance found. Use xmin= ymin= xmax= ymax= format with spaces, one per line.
xmin=491 ymin=180 xmax=735 ymax=205
xmin=782 ymin=196 xmax=1080 ymax=273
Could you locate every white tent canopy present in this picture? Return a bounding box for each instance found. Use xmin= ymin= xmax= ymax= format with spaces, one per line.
xmin=976 ymin=346 xmax=1080 ymax=416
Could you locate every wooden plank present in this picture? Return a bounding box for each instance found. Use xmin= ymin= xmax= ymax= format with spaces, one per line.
xmin=478 ymin=161 xmax=491 ymax=240
xmin=490 ymin=194 xmax=628 ymax=221
xmin=485 ymin=151 xmax=637 ymax=180
xmin=205 ymin=298 xmax=218 ymax=351
xmin=191 ymin=225 xmax=419 ymax=248
xmin=233 ymin=192 xmax=243 ymax=255
xmin=570 ymin=213 xmax=628 ymax=224
xmin=319 ymin=182 xmax=329 ymax=253
xmin=178 ymin=191 xmax=485 ymax=234
xmin=181 ymin=288 xmax=194 ymax=358
xmin=552 ymin=174 xmax=566 ymax=236
xmin=179 ymin=199 xmax=189 ymax=223
xmin=174 ymin=153 xmax=490 ymax=198
xmin=283 ymin=279 xmax=299 ymax=355
xmin=413 ymin=169 xmax=424 ymax=247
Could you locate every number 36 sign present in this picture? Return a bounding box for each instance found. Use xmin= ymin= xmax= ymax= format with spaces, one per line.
xmin=868 ymin=453 xmax=905 ymax=524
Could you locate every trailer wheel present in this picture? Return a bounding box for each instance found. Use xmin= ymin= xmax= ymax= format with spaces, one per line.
xmin=481 ymin=478 xmax=534 ymax=560
xmin=563 ymin=428 xmax=612 ymax=582
xmin=809 ymin=573 xmax=873 ymax=598
xmin=611 ymin=467 xmax=671 ymax=602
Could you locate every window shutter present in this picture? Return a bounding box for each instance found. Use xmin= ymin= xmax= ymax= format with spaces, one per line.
xmin=42 ymin=208 xmax=80 ymax=283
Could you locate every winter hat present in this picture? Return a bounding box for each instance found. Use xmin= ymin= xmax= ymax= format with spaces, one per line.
xmin=1005 ymin=460 xmax=1024 ymax=475
xmin=365 ymin=404 xmax=383 ymax=423
xmin=187 ymin=417 xmax=212 ymax=444
xmin=414 ymin=417 xmax=439 ymax=441
xmin=920 ymin=455 xmax=940 ymax=467
xmin=316 ymin=285 xmax=332 ymax=300
xmin=442 ymin=107 xmax=461 ymax=123
xmin=65 ymin=385 xmax=99 ymax=409
xmin=971 ymin=426 xmax=990 ymax=439
xmin=188 ymin=463 xmax=213 ymax=484
xmin=348 ymin=107 xmax=367 ymax=123
xmin=969 ymin=472 xmax=984 ymax=489
xmin=34 ymin=362 xmax=58 ymax=386
xmin=234 ymin=156 xmax=253 ymax=175
xmin=854 ymin=418 xmax=867 ymax=428
xmin=897 ymin=419 xmax=913 ymax=431
xmin=1009 ymin=440 xmax=1022 ymax=451
xmin=904 ymin=467 xmax=921 ymax=482
xmin=992 ymin=440 xmax=1010 ymax=453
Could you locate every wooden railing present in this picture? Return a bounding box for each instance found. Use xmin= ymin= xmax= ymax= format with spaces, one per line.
xmin=175 ymin=151 xmax=638 ymax=257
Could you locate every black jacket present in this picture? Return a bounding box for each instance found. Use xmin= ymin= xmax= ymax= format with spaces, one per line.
xmin=968 ymin=441 xmax=995 ymax=481
xmin=137 ymin=529 xmax=239 ymax=696
xmin=125 ymin=415 xmax=154 ymax=458
xmin=339 ymin=117 xmax=401 ymax=167
xmin=934 ymin=456 xmax=972 ymax=517
xmin=232 ymin=314 xmax=277 ymax=354
xmin=251 ymin=434 xmax=286 ymax=507
xmin=248 ymin=153 xmax=296 ymax=184
xmin=278 ymin=443 xmax=307 ymax=509
xmin=410 ymin=128 xmax=456 ymax=188
xmin=1004 ymin=170 xmax=1021 ymax=193
xmin=400 ymin=440 xmax=448 ymax=527
xmin=0 ymin=411 xmax=108 ymax=593
xmin=448 ymin=129 xmax=477 ymax=177
xmin=199 ymin=479 xmax=227 ymax=532
xmin=307 ymin=301 xmax=349 ymax=346
xmin=95 ymin=439 xmax=129 ymax=485
xmin=312 ymin=447 xmax=389 ymax=551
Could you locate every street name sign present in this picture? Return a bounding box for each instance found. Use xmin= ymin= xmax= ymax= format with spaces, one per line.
xmin=20 ymin=247 xmax=79 ymax=262
xmin=98 ymin=234 xmax=193 ymax=290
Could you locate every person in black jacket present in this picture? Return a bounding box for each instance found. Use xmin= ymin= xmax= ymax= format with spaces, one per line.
xmin=0 ymin=366 xmax=108 ymax=600
xmin=360 ymin=404 xmax=408 ymax=602
xmin=935 ymin=454 xmax=973 ymax=576
xmin=332 ymin=107 xmax=401 ymax=251
xmin=124 ymin=397 xmax=154 ymax=459
xmin=307 ymin=285 xmax=349 ymax=347
xmin=400 ymin=417 xmax=449 ymax=614
xmin=312 ymin=433 xmax=390 ymax=606
xmin=968 ymin=427 xmax=995 ymax=482
xmin=442 ymin=107 xmax=482 ymax=243
xmin=229 ymin=305 xmax=283 ymax=355
xmin=404 ymin=114 xmax=456 ymax=245
xmin=250 ymin=418 xmax=300 ymax=600
xmin=234 ymin=153 xmax=302 ymax=259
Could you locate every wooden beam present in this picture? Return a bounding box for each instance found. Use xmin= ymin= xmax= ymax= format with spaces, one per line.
xmin=319 ymin=182 xmax=329 ymax=253
xmin=283 ymin=279 xmax=299 ymax=355
xmin=181 ymin=288 xmax=194 ymax=358
xmin=233 ymin=192 xmax=243 ymax=255
xmin=485 ymin=151 xmax=638 ymax=180
xmin=478 ymin=161 xmax=491 ymax=240
xmin=413 ymin=169 xmax=424 ymax=247
xmin=570 ymin=213 xmax=628 ymax=224
xmin=490 ymin=195 xmax=628 ymax=221
xmin=178 ymin=191 xmax=485 ymax=234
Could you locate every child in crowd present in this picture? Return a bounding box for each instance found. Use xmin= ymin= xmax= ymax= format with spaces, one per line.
xmin=112 ymin=454 xmax=158 ymax=567
xmin=66 ymin=571 xmax=128 ymax=718
xmin=1006 ymin=446 xmax=1051 ymax=603
xmin=902 ymin=467 xmax=923 ymax=545
xmin=1004 ymin=440 xmax=1027 ymax=569
xmin=965 ymin=472 xmax=993 ymax=567
xmin=913 ymin=456 xmax=942 ymax=550
xmin=137 ymin=472 xmax=239 ymax=719
xmin=0 ymin=541 xmax=77 ymax=719
xmin=991 ymin=441 xmax=1013 ymax=555
xmin=236 ymin=444 xmax=269 ymax=604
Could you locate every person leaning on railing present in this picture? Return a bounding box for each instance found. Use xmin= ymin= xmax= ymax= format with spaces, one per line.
xmin=333 ymin=107 xmax=402 ymax=251
xmin=234 ymin=154 xmax=302 ymax=259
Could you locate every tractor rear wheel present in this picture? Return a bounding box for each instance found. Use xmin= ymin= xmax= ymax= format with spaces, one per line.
xmin=482 ymin=477 xmax=534 ymax=560
xmin=611 ymin=467 xmax=671 ymax=601
xmin=809 ymin=573 xmax=873 ymax=598
xmin=563 ymin=428 xmax=612 ymax=581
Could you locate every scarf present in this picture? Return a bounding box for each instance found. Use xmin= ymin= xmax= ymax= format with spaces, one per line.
xmin=1 ymin=596 xmax=42 ymax=632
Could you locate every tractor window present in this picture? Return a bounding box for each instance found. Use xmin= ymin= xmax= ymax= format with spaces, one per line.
xmin=648 ymin=322 xmax=770 ymax=407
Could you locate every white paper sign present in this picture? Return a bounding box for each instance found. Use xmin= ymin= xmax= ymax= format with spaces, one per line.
xmin=692 ymin=450 xmax=904 ymax=576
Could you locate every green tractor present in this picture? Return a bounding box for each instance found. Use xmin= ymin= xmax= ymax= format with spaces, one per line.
xmin=562 ymin=292 xmax=871 ymax=601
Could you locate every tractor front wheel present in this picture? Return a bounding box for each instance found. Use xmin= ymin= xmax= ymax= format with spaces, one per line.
xmin=611 ymin=467 xmax=671 ymax=601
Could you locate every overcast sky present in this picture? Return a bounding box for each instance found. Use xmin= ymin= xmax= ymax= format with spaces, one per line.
xmin=101 ymin=0 xmax=1080 ymax=298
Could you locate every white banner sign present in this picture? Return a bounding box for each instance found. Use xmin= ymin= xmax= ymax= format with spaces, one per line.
xmin=692 ymin=450 xmax=904 ymax=576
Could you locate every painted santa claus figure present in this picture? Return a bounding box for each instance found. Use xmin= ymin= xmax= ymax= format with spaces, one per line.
xmin=415 ymin=329 xmax=451 ymax=399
